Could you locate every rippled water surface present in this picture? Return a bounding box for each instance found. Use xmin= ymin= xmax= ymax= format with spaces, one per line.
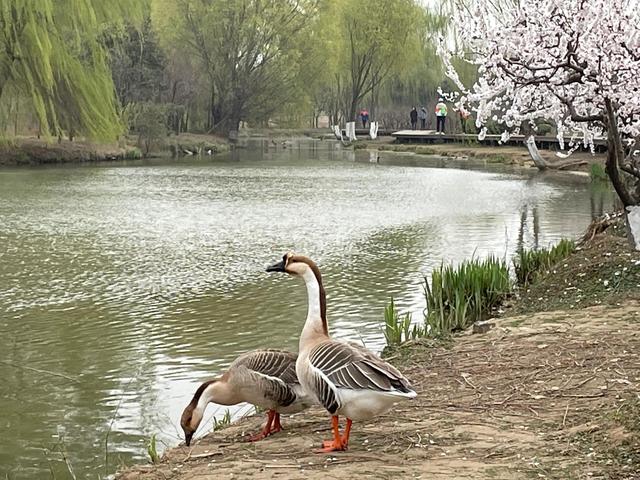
xmin=0 ymin=140 xmax=613 ymax=478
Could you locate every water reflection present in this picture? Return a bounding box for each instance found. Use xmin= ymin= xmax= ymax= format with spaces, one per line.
xmin=0 ymin=139 xmax=614 ymax=478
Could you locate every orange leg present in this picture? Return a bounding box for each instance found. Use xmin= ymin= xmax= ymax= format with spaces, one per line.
xmin=341 ymin=418 xmax=352 ymax=447
xmin=247 ymin=409 xmax=276 ymax=442
xmin=272 ymin=412 xmax=283 ymax=433
xmin=318 ymin=415 xmax=347 ymax=453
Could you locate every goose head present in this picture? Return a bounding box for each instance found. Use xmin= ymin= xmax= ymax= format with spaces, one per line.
xmin=180 ymin=380 xmax=216 ymax=446
xmin=266 ymin=252 xmax=318 ymax=277
xmin=180 ymin=403 xmax=200 ymax=447
xmin=180 ymin=378 xmax=241 ymax=446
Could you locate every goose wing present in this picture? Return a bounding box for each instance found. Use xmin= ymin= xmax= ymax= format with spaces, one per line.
xmin=234 ymin=349 xmax=299 ymax=384
xmin=232 ymin=349 xmax=299 ymax=407
xmin=308 ymin=341 xmax=414 ymax=410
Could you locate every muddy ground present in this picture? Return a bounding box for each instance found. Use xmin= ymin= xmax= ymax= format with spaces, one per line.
xmin=118 ymin=295 xmax=640 ymax=479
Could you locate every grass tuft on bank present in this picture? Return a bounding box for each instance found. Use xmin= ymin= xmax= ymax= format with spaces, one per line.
xmin=513 ymin=239 xmax=576 ymax=286
xmin=382 ymin=216 xmax=640 ymax=349
xmin=424 ymin=256 xmax=510 ymax=336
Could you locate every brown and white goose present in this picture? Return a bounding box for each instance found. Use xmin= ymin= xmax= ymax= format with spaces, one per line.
xmin=180 ymin=349 xmax=312 ymax=446
xmin=266 ymin=253 xmax=416 ymax=452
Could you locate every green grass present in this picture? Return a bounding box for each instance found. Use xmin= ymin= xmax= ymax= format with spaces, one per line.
xmin=212 ymin=409 xmax=232 ymax=431
xmin=513 ymin=239 xmax=576 ymax=286
xmin=424 ymin=256 xmax=511 ymax=337
xmin=383 ymin=298 xmax=424 ymax=346
xmin=125 ymin=147 xmax=142 ymax=159
xmin=147 ymin=434 xmax=160 ymax=464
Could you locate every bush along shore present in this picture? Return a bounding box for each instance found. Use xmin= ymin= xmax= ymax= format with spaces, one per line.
xmin=118 ymin=215 xmax=640 ymax=480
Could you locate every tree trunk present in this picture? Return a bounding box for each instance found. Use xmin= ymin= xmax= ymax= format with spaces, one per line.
xmin=604 ymin=99 xmax=638 ymax=207
xmin=348 ymin=97 xmax=358 ymax=123
xmin=604 ymin=99 xmax=640 ymax=250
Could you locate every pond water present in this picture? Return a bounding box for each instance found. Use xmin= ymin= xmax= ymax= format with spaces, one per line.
xmin=0 ymin=139 xmax=613 ymax=478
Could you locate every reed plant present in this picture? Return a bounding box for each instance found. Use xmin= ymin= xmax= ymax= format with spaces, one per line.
xmin=424 ymin=256 xmax=511 ymax=337
xmin=147 ymin=434 xmax=160 ymax=463
xmin=383 ymin=298 xmax=424 ymax=346
xmin=514 ymin=239 xmax=576 ymax=286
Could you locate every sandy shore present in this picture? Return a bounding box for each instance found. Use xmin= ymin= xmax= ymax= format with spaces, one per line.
xmin=118 ymin=295 xmax=640 ymax=479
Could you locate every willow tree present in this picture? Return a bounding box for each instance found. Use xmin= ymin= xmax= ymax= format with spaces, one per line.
xmin=0 ymin=0 xmax=143 ymax=140
xmin=153 ymin=0 xmax=319 ymax=136
xmin=337 ymin=0 xmax=427 ymax=122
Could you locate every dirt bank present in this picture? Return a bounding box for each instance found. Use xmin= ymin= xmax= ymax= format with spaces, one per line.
xmin=118 ymin=301 xmax=639 ymax=478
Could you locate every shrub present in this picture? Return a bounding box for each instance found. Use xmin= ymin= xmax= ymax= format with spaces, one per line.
xmin=514 ymin=239 xmax=576 ymax=286
xmin=424 ymin=256 xmax=511 ymax=337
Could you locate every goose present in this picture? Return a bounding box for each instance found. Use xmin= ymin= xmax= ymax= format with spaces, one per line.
xmin=266 ymin=253 xmax=416 ymax=452
xmin=180 ymin=349 xmax=313 ymax=446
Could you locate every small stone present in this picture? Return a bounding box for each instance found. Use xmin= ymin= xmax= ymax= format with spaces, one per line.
xmin=473 ymin=320 xmax=495 ymax=334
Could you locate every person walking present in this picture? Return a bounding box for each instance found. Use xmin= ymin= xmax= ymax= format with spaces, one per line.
xmin=435 ymin=98 xmax=448 ymax=134
xmin=459 ymin=106 xmax=471 ymax=133
xmin=418 ymin=106 xmax=427 ymax=129
xmin=360 ymin=109 xmax=369 ymax=129
xmin=410 ymin=107 xmax=418 ymax=130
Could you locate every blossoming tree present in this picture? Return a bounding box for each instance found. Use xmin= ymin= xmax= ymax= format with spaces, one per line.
xmin=440 ymin=0 xmax=640 ymax=246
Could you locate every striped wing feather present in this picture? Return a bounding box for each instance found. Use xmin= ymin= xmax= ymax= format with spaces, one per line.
xmin=233 ymin=349 xmax=299 ymax=407
xmin=234 ymin=349 xmax=299 ymax=383
xmin=309 ymin=341 xmax=413 ymax=410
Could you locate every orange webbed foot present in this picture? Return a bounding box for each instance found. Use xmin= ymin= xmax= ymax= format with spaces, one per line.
xmin=246 ymin=431 xmax=269 ymax=442
xmin=317 ymin=439 xmax=347 ymax=453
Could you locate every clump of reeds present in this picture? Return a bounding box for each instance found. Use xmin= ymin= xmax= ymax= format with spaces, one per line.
xmin=513 ymin=239 xmax=576 ymax=286
xmin=383 ymin=298 xmax=424 ymax=346
xmin=423 ymin=256 xmax=511 ymax=337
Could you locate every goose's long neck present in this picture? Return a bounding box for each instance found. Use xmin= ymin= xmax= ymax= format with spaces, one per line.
xmin=194 ymin=379 xmax=239 ymax=413
xmin=299 ymin=266 xmax=329 ymax=349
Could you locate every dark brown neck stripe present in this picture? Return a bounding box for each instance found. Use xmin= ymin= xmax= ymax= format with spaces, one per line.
xmin=292 ymin=256 xmax=328 ymax=336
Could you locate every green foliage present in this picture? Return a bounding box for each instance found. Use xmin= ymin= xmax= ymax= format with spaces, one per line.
xmin=129 ymin=102 xmax=167 ymax=156
xmin=106 ymin=16 xmax=167 ymax=106
xmin=514 ymin=239 xmax=576 ymax=287
xmin=590 ymin=163 xmax=608 ymax=182
xmin=147 ymin=434 xmax=159 ymax=464
xmin=383 ymin=298 xmax=424 ymax=346
xmin=212 ymin=410 xmax=232 ymax=431
xmin=0 ymin=0 xmax=145 ymax=140
xmin=424 ymin=256 xmax=511 ymax=337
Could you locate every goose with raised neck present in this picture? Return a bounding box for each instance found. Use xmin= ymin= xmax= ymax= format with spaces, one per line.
xmin=266 ymin=253 xmax=417 ymax=453
xmin=180 ymin=349 xmax=313 ymax=446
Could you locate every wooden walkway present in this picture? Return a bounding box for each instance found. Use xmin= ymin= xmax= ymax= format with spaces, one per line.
xmin=391 ymin=130 xmax=607 ymax=152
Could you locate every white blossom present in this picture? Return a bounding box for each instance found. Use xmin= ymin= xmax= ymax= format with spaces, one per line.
xmin=439 ymin=0 xmax=640 ymax=153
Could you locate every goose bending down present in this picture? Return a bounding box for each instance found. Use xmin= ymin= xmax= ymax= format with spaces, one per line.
xmin=266 ymin=253 xmax=416 ymax=452
xmin=180 ymin=349 xmax=313 ymax=446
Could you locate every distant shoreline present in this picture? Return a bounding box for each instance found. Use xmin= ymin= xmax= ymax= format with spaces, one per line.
xmin=0 ymin=133 xmax=229 ymax=167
